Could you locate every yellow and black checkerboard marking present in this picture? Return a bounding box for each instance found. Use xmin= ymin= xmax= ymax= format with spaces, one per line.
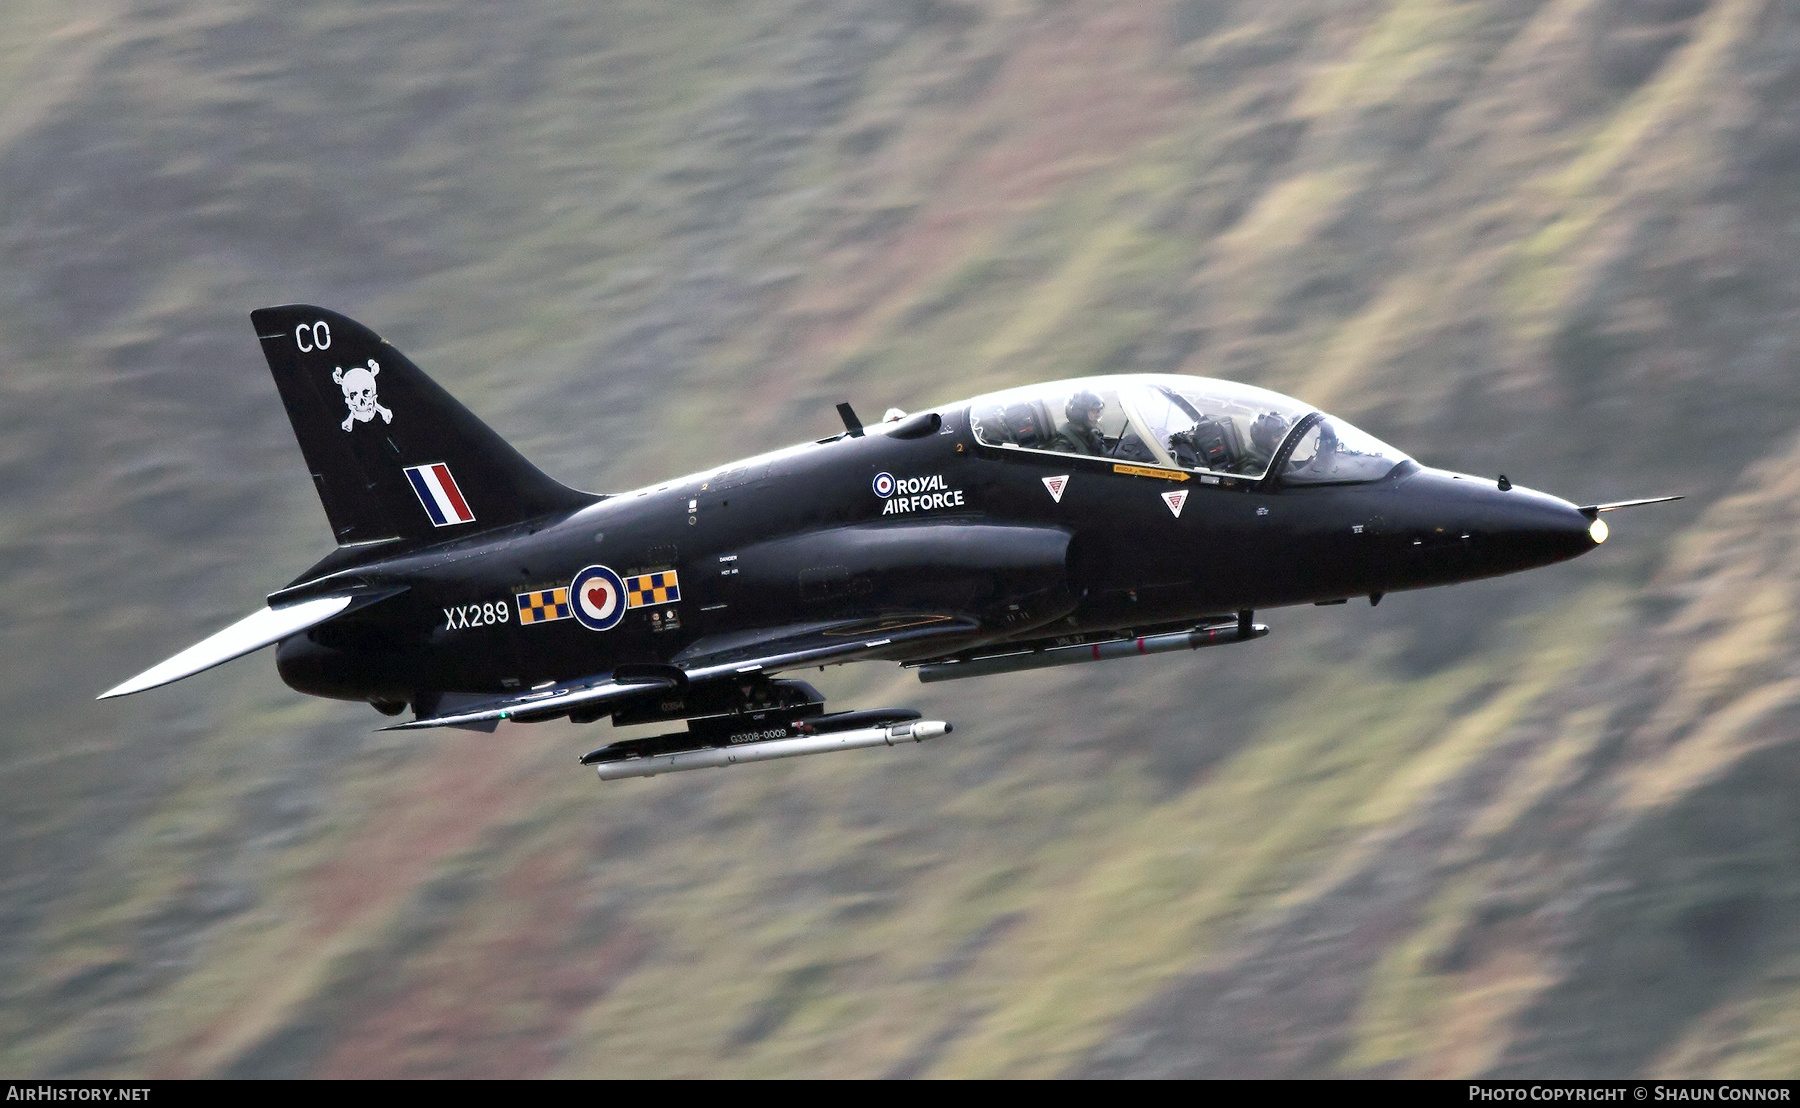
xmin=625 ymin=570 xmax=681 ymax=609
xmin=516 ymin=587 xmax=571 ymax=624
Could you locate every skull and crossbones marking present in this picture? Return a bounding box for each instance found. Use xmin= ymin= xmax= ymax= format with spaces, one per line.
xmin=332 ymin=359 xmax=393 ymax=432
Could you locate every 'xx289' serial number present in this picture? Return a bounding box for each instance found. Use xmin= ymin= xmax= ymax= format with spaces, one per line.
xmin=445 ymin=602 xmax=509 ymax=630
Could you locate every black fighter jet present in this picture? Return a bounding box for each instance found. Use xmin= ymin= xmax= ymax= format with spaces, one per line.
xmin=100 ymin=306 xmax=1676 ymax=780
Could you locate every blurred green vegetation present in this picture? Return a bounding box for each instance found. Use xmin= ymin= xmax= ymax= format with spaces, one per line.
xmin=4 ymin=0 xmax=1800 ymax=1078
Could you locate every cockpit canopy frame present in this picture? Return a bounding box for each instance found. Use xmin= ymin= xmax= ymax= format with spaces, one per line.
xmin=966 ymin=374 xmax=1411 ymax=487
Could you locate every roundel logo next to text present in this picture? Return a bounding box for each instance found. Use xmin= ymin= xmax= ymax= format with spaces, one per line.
xmin=872 ymin=472 xmax=895 ymax=498
xmin=570 ymin=565 xmax=626 ymax=631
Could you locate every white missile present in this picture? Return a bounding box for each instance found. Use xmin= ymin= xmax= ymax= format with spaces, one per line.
xmin=593 ymin=719 xmax=952 ymax=781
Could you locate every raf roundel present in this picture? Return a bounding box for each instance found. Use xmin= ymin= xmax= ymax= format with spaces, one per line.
xmin=569 ymin=565 xmax=627 ymax=632
xmin=872 ymin=472 xmax=895 ymax=498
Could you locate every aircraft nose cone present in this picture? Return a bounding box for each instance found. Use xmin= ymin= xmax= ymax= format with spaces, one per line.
xmin=1471 ymin=479 xmax=1597 ymax=571
xmin=1395 ymin=469 xmax=1599 ymax=581
xmin=1504 ymin=492 xmax=1599 ymax=566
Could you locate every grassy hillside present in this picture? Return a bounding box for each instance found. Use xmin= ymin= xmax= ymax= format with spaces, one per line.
xmin=3 ymin=0 xmax=1798 ymax=1077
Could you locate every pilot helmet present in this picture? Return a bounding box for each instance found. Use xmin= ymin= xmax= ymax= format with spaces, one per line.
xmin=1067 ymin=390 xmax=1105 ymax=421
xmin=1002 ymin=402 xmax=1041 ymax=440
xmin=1251 ymin=410 xmax=1289 ymax=454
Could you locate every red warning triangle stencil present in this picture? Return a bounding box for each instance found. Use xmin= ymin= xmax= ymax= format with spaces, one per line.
xmin=1162 ymin=489 xmax=1189 ymax=517
xmin=1042 ymin=475 xmax=1069 ymax=503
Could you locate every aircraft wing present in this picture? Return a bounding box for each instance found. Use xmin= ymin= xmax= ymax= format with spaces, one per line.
xmin=380 ymin=672 xmax=684 ymax=731
xmin=673 ymin=612 xmax=983 ymax=678
xmin=387 ymin=613 xmax=983 ymax=732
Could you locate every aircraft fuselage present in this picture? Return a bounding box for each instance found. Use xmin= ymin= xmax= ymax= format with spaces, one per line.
xmin=273 ymin=402 xmax=1594 ymax=705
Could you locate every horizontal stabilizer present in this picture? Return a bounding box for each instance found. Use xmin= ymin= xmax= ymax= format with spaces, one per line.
xmin=97 ymin=595 xmax=355 ymax=700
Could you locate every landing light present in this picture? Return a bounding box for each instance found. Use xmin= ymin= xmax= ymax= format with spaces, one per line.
xmin=1589 ymin=518 xmax=1609 ymax=544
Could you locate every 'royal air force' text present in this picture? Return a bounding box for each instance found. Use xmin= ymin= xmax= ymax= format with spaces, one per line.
xmin=882 ymin=474 xmax=965 ymax=516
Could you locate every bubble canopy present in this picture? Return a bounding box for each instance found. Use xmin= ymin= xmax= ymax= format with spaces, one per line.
xmin=966 ymin=374 xmax=1410 ymax=485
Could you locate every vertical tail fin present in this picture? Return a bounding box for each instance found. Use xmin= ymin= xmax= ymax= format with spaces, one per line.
xmin=252 ymin=305 xmax=595 ymax=546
